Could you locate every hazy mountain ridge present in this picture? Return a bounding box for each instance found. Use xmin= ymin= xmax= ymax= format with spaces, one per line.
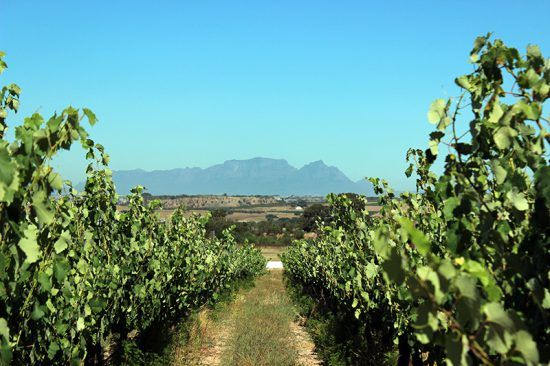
xmin=110 ymin=157 xmax=374 ymax=196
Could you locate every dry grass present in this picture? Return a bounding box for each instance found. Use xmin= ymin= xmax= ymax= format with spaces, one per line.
xmin=227 ymin=211 xmax=299 ymax=222
xmin=220 ymin=271 xmax=317 ymax=366
xmin=259 ymin=246 xmax=287 ymax=261
xmin=170 ymin=271 xmax=320 ymax=366
xmin=149 ymin=207 xmax=301 ymax=222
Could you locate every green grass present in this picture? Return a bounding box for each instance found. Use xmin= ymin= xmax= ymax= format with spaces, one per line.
xmin=221 ymin=271 xmax=299 ymax=366
xmin=169 ymin=271 xmax=308 ymax=366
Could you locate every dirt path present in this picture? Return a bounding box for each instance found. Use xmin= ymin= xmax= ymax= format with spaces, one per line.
xmin=171 ymin=270 xmax=320 ymax=366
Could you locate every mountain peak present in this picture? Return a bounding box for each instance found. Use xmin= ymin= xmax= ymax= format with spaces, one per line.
xmin=302 ymin=160 xmax=327 ymax=168
xmin=109 ymin=158 xmax=373 ymax=196
xmin=223 ymin=157 xmax=288 ymax=163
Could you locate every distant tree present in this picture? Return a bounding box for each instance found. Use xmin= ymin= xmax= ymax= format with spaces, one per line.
xmin=211 ymin=208 xmax=228 ymax=219
xmin=206 ymin=208 xmax=230 ymax=237
xmin=265 ymin=214 xmax=278 ymax=222
xmin=301 ymin=203 xmax=330 ymax=232
xmin=337 ymin=192 xmax=367 ymax=212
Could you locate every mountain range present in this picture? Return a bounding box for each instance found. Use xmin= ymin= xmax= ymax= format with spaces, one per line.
xmin=109 ymin=158 xmax=374 ymax=196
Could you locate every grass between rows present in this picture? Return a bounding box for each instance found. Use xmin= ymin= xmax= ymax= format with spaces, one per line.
xmin=221 ymin=270 xmax=298 ymax=366
xmin=171 ymin=270 xmax=308 ymax=366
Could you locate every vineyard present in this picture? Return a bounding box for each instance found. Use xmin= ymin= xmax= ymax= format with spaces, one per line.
xmin=0 ymin=53 xmax=266 ymax=364
xmin=1 ymin=34 xmax=549 ymax=366
xmin=282 ymin=35 xmax=550 ymax=365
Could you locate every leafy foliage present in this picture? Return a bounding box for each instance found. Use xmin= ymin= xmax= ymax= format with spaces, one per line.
xmin=0 ymin=54 xmax=266 ymax=364
xmin=283 ymin=35 xmax=549 ymax=365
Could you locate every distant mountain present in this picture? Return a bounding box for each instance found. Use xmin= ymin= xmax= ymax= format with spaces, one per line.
xmin=108 ymin=158 xmax=374 ymax=196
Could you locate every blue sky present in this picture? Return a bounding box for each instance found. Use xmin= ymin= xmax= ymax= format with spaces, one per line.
xmin=1 ymin=0 xmax=549 ymax=190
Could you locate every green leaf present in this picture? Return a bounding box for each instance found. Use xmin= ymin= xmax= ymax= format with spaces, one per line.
xmin=417 ymin=266 xmax=444 ymax=303
xmin=399 ymin=217 xmax=430 ymax=255
xmin=494 ymin=126 xmax=517 ymax=150
xmin=48 ymin=171 xmax=63 ymax=191
xmin=438 ymin=260 xmax=456 ymax=280
xmin=455 ymin=275 xmax=476 ymax=299
xmin=0 ymin=318 xmax=9 ymax=340
xmin=445 ymin=333 xmax=469 ymax=366
xmin=31 ymin=302 xmax=45 ymax=320
xmin=77 ymin=259 xmax=88 ymax=274
xmin=508 ymin=191 xmax=529 ymax=211
xmin=455 ymin=75 xmax=473 ymax=91
xmin=54 ymin=231 xmax=70 ymax=254
xmin=76 ymin=317 xmax=85 ymax=331
xmin=382 ymin=248 xmax=406 ymax=283
xmin=483 ymin=302 xmax=514 ymax=329
xmin=83 ymin=108 xmax=97 ymax=125
xmin=429 ymin=140 xmax=438 ymax=155
xmin=47 ymin=342 xmax=60 ymax=360
xmin=32 ymin=191 xmax=54 ymax=225
xmin=491 ymin=161 xmax=507 ymax=184
xmin=89 ymin=298 xmax=105 ymax=313
xmin=0 ymin=145 xmax=20 ymax=203
xmin=365 ymin=262 xmax=377 ymax=279
xmin=54 ymin=259 xmax=70 ymax=282
xmin=488 ymin=102 xmax=504 ymax=123
xmin=513 ymin=99 xmax=541 ymax=120
xmin=526 ymin=44 xmax=541 ymax=58
xmin=18 ymin=225 xmax=41 ymax=264
xmin=428 ymin=99 xmax=447 ymax=124
xmin=543 ymin=289 xmax=550 ymax=309
xmin=514 ymin=330 xmax=539 ymax=364
xmin=37 ymin=272 xmax=52 ymax=293
xmin=443 ymin=197 xmax=460 ymax=220
xmin=485 ymin=325 xmax=512 ymax=355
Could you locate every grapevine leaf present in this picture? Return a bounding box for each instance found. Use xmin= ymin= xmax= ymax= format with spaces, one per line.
xmin=483 ymin=302 xmax=514 ymax=329
xmin=527 ymin=44 xmax=541 ymax=58
xmin=514 ymin=331 xmax=539 ymax=364
xmin=438 ymin=260 xmax=456 ymax=280
xmin=54 ymin=231 xmax=70 ymax=254
xmin=428 ymin=99 xmax=447 ymax=124
xmin=48 ymin=171 xmax=63 ymax=191
xmin=455 ymin=275 xmax=476 ymax=299
xmin=0 ymin=145 xmax=19 ymax=203
xmin=399 ymin=218 xmax=430 ymax=255
xmin=76 ymin=317 xmax=85 ymax=331
xmin=0 ymin=318 xmax=8 ymax=340
xmin=488 ymin=102 xmax=504 ymax=123
xmin=54 ymin=259 xmax=70 ymax=282
xmin=47 ymin=343 xmax=60 ymax=360
xmin=83 ymin=108 xmax=97 ymax=125
xmin=18 ymin=225 xmax=41 ymax=264
xmin=543 ymin=289 xmax=550 ymax=309
xmin=31 ymin=302 xmax=45 ymax=320
xmin=382 ymin=248 xmax=406 ymax=283
xmin=37 ymin=272 xmax=52 ymax=293
xmin=445 ymin=333 xmax=469 ymax=366
xmin=494 ymin=126 xmax=517 ymax=150
xmin=508 ymin=191 xmax=529 ymax=211
xmin=491 ymin=161 xmax=507 ymax=184
xmin=455 ymin=75 xmax=473 ymax=91
xmin=32 ymin=191 xmax=54 ymax=225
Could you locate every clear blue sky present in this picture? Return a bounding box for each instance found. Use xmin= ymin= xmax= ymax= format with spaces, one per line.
xmin=1 ymin=1 xmax=549 ymax=190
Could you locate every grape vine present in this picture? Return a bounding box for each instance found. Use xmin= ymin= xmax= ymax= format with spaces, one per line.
xmin=283 ymin=35 xmax=549 ymax=365
xmin=0 ymin=53 xmax=266 ymax=364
